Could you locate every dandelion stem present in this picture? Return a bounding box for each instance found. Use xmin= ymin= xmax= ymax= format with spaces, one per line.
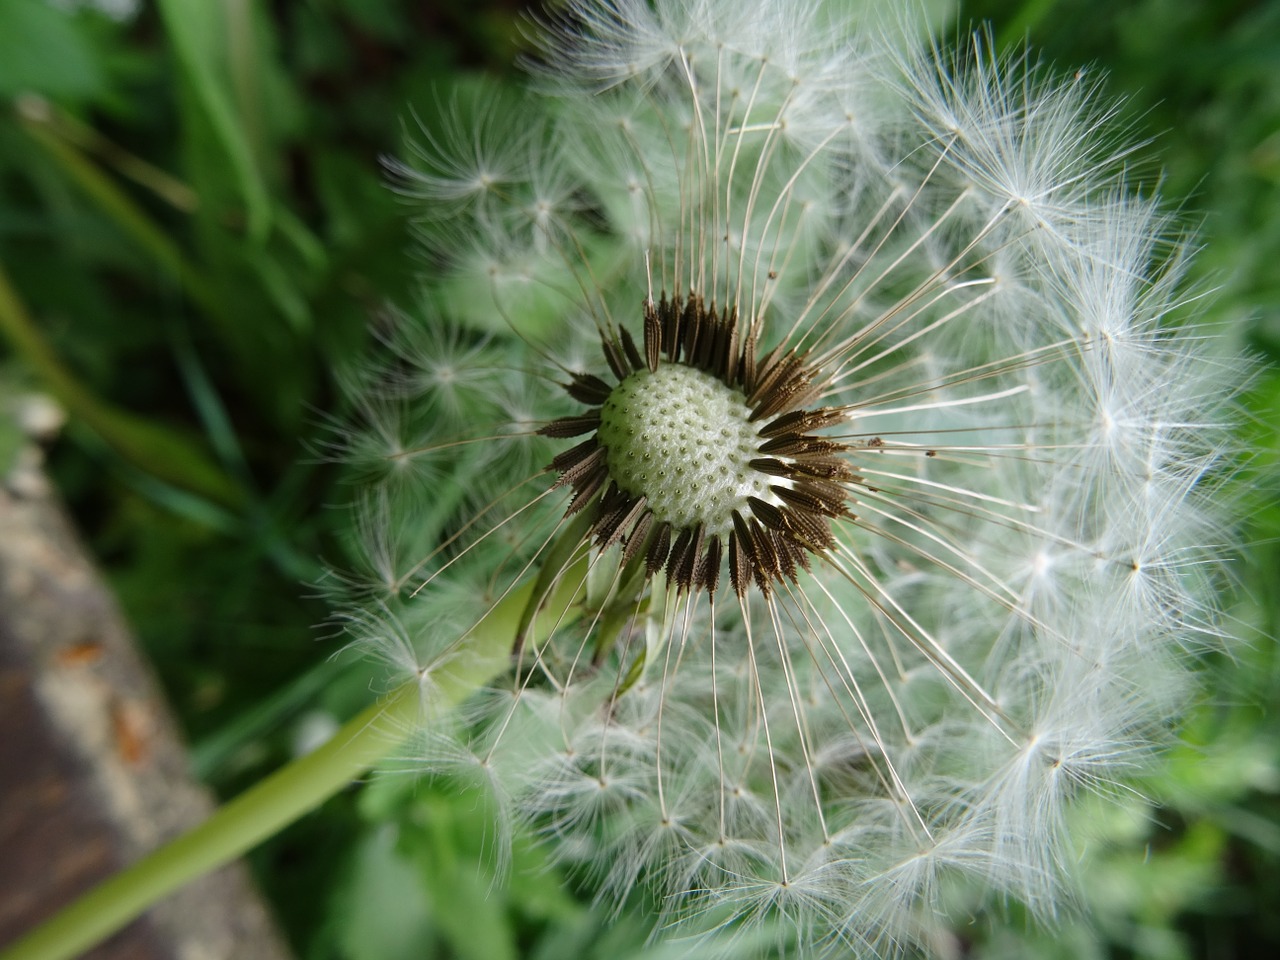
xmin=0 ymin=569 xmax=584 ymax=960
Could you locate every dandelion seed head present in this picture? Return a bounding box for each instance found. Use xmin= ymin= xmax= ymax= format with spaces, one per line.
xmin=598 ymin=364 xmax=768 ymax=535
xmin=330 ymin=0 xmax=1249 ymax=955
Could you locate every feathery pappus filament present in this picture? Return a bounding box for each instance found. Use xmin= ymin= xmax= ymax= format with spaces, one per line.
xmin=326 ymin=1 xmax=1245 ymax=955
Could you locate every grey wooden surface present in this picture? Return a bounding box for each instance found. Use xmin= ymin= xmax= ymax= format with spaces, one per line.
xmin=0 ymin=420 xmax=292 ymax=960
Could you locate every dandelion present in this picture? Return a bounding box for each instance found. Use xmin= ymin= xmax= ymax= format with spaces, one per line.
xmin=331 ymin=0 xmax=1244 ymax=955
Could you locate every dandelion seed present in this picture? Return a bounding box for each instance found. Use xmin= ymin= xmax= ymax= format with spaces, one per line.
xmin=332 ymin=1 xmax=1245 ymax=955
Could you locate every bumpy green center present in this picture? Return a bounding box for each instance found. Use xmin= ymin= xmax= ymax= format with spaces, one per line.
xmin=597 ymin=365 xmax=770 ymax=536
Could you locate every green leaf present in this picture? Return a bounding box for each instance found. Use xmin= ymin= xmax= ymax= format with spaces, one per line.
xmin=0 ymin=0 xmax=105 ymax=101
xmin=334 ymin=826 xmax=437 ymax=960
xmin=0 ymin=376 xmax=30 ymax=479
xmin=412 ymin=795 xmax=518 ymax=960
xmin=155 ymin=0 xmax=272 ymax=242
xmin=0 ymin=263 xmax=244 ymax=507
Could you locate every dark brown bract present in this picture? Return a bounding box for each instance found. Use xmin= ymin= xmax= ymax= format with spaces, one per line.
xmin=539 ymin=293 xmax=856 ymax=597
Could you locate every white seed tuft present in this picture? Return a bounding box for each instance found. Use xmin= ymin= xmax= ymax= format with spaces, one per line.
xmin=327 ymin=1 xmax=1250 ymax=956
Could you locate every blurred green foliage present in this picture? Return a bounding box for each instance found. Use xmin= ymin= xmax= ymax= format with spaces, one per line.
xmin=1 ymin=1 xmax=1277 ymax=958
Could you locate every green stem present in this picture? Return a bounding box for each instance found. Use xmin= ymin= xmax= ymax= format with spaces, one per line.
xmin=0 ymin=562 xmax=586 ymax=960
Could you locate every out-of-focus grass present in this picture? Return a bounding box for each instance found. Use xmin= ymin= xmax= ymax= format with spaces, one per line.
xmin=0 ymin=2 xmax=540 ymax=953
xmin=1 ymin=1 xmax=1275 ymax=958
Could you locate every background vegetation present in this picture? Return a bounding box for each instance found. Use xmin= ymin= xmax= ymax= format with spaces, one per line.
xmin=1 ymin=1 xmax=1276 ymax=957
